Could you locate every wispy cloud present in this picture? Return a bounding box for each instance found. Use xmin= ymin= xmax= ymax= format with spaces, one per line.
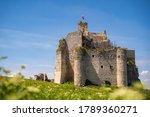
xmin=0 ymin=29 xmax=49 ymax=40
xmin=137 ymin=60 xmax=150 ymax=66
xmin=13 ymin=41 xmax=54 ymax=49
xmin=0 ymin=29 xmax=56 ymax=50
xmin=26 ymin=63 xmax=53 ymax=69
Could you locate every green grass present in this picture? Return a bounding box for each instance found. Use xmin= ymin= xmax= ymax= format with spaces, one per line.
xmin=0 ymin=76 xmax=150 ymax=100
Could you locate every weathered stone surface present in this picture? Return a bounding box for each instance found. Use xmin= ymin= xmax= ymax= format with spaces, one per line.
xmin=54 ymin=20 xmax=141 ymax=87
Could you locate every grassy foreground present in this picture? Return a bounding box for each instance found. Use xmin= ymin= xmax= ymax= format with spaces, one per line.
xmin=0 ymin=76 xmax=150 ymax=100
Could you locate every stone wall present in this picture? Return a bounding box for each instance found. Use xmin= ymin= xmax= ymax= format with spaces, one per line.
xmin=54 ymin=50 xmax=62 ymax=83
xmin=55 ymin=42 xmax=139 ymax=87
xmin=126 ymin=50 xmax=140 ymax=85
xmin=84 ymin=49 xmax=118 ymax=86
xmin=74 ymin=47 xmax=86 ymax=86
xmin=78 ymin=21 xmax=88 ymax=34
xmin=65 ymin=32 xmax=82 ymax=51
xmin=127 ymin=50 xmax=135 ymax=59
xmin=72 ymin=48 xmax=119 ymax=86
xmin=116 ymin=48 xmax=127 ymax=86
xmin=54 ymin=49 xmax=67 ymax=84
xmin=65 ymin=32 xmax=83 ymax=81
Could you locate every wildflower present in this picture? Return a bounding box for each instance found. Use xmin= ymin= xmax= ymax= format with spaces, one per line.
xmin=109 ymin=87 xmax=144 ymax=100
xmin=27 ymin=86 xmax=39 ymax=93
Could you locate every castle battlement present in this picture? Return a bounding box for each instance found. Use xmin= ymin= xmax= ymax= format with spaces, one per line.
xmin=54 ymin=20 xmax=141 ymax=86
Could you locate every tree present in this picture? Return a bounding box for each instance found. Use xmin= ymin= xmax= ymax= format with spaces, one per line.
xmin=21 ymin=65 xmax=26 ymax=70
xmin=0 ymin=56 xmax=7 ymax=61
xmin=3 ymin=69 xmax=11 ymax=76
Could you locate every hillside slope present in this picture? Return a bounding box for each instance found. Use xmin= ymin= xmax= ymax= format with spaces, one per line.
xmin=0 ymin=76 xmax=150 ymax=100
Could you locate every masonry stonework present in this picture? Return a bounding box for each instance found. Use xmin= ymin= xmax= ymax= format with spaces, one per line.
xmin=54 ymin=20 xmax=141 ymax=86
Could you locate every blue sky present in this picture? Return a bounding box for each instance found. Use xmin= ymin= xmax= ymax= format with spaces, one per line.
xmin=0 ymin=0 xmax=150 ymax=88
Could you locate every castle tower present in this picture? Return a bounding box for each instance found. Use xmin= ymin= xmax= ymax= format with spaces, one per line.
xmin=78 ymin=20 xmax=88 ymax=33
xmin=116 ymin=48 xmax=128 ymax=86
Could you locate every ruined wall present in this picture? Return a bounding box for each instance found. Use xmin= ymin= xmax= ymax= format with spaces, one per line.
xmin=74 ymin=47 xmax=86 ymax=86
xmin=126 ymin=50 xmax=140 ymax=85
xmin=55 ymin=44 xmax=139 ymax=86
xmin=71 ymin=48 xmax=118 ymax=86
xmin=65 ymin=32 xmax=83 ymax=81
xmin=65 ymin=32 xmax=82 ymax=51
xmin=54 ymin=50 xmax=67 ymax=84
xmin=116 ymin=49 xmax=127 ymax=86
xmin=127 ymin=50 xmax=135 ymax=59
xmin=55 ymin=32 xmax=83 ymax=84
xmin=54 ymin=20 xmax=140 ymax=87
xmin=84 ymin=49 xmax=117 ymax=86
xmin=73 ymin=48 xmax=138 ymax=86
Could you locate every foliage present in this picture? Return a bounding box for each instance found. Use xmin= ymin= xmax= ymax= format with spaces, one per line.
xmin=0 ymin=76 xmax=39 ymax=100
xmin=58 ymin=39 xmax=65 ymax=48
xmin=0 ymin=56 xmax=11 ymax=76
xmin=109 ymin=87 xmax=144 ymax=100
xmin=0 ymin=56 xmax=7 ymax=61
xmin=21 ymin=65 xmax=26 ymax=70
xmin=75 ymin=46 xmax=87 ymax=55
xmin=127 ymin=59 xmax=135 ymax=66
xmin=0 ymin=76 xmax=150 ymax=100
xmin=2 ymin=69 xmax=11 ymax=75
xmin=0 ymin=56 xmax=26 ymax=77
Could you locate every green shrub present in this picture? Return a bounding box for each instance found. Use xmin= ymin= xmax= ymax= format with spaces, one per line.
xmin=0 ymin=76 xmax=40 ymax=100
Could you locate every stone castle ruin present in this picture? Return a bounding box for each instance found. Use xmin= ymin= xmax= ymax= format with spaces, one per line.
xmin=54 ymin=19 xmax=141 ymax=86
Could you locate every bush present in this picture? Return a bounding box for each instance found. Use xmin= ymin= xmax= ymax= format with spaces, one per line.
xmin=0 ymin=76 xmax=39 ymax=100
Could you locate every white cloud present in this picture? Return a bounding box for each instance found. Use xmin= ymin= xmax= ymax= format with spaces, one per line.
xmin=140 ymin=70 xmax=150 ymax=78
xmin=139 ymin=70 xmax=150 ymax=89
xmin=140 ymin=70 xmax=149 ymax=75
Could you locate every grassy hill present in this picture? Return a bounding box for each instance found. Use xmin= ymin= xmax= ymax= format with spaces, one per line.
xmin=0 ymin=76 xmax=150 ymax=100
